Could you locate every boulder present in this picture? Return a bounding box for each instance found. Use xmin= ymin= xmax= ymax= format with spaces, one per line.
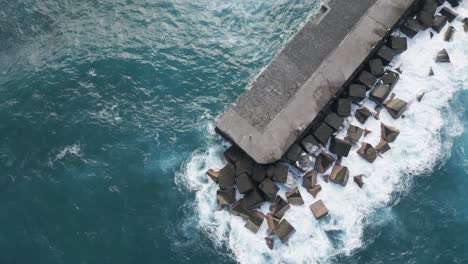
xmin=252 ymin=164 xmax=266 ymax=183
xmin=347 ymin=125 xmax=364 ymax=142
xmin=236 ymin=173 xmax=255 ymax=194
xmin=381 ymin=123 xmax=400 ymax=143
xmin=224 ymin=145 xmax=247 ymax=164
xmin=384 ymin=98 xmax=408 ymax=119
xmin=273 ymin=163 xmax=289 ymax=183
xmin=235 ymin=158 xmax=254 ymax=177
xmin=375 ymin=139 xmax=391 ymax=154
xmin=400 ymin=18 xmax=423 ymax=38
xmin=217 ymin=188 xmax=236 ymax=205
xmin=218 ymin=163 xmax=236 ymax=189
xmin=369 ymin=59 xmax=385 ymax=77
xmin=357 ymin=143 xmax=378 ymax=163
xmin=303 ymin=170 xmax=318 ymax=189
xmin=270 ymin=196 xmax=291 ymax=219
xmin=265 ymin=236 xmax=274 ymax=250
xmin=376 ymin=45 xmax=396 ymax=64
xmin=266 ymin=165 xmax=275 ymax=179
xmin=356 ymin=70 xmax=378 ymax=89
xmin=286 ymin=143 xmax=303 ymax=163
xmin=354 ymin=175 xmax=364 ymax=188
xmin=381 ymin=71 xmax=400 ymax=90
xmin=307 ymin=184 xmax=322 ymax=198
xmin=266 ymin=213 xmax=280 ymax=235
xmin=432 ymin=15 xmax=448 ymax=33
xmin=301 ymin=135 xmax=320 ymax=154
xmin=309 ymin=200 xmax=329 ymax=220
xmin=463 ymin=18 xmax=468 ymax=32
xmin=388 ymin=36 xmax=407 ymax=53
xmin=314 ymin=152 xmax=335 ymax=173
xmin=444 ymin=26 xmax=455 ymax=42
xmin=276 ymin=219 xmax=296 ymax=243
xmin=329 ymin=137 xmax=352 ymax=157
xmin=259 ymin=178 xmax=279 ymax=202
xmin=207 ymin=169 xmax=219 ymax=183
xmin=329 ymin=164 xmax=349 ymax=186
xmin=349 ymin=84 xmax=367 ymax=102
xmin=334 ymin=98 xmax=352 ymax=117
xmin=286 ymin=187 xmax=305 ymax=205
xmin=370 ymin=83 xmax=391 ymax=105
xmin=313 ymin=122 xmax=334 ymax=145
xmin=244 ymin=210 xmax=265 ymax=234
xmin=244 ymin=189 xmax=265 ymax=210
xmin=355 ymin=107 xmax=373 ymax=124
xmin=324 ymin=112 xmax=344 ymax=131
xmin=440 ymin=7 xmax=458 ymax=22
xmin=435 ymin=49 xmax=450 ymax=63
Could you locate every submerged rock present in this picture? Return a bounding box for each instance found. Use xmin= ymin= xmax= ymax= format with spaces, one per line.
xmin=276 ymin=219 xmax=296 ymax=243
xmin=310 ymin=200 xmax=329 ymax=220
xmin=381 ymin=123 xmax=400 ymax=143
xmin=286 ymin=187 xmax=304 ymax=205
xmin=357 ymin=143 xmax=378 ymax=163
xmin=270 ymin=196 xmax=291 ymax=219
xmin=329 ymin=164 xmax=349 ymax=186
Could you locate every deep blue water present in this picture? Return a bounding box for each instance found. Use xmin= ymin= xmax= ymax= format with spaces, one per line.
xmin=0 ymin=0 xmax=466 ymax=264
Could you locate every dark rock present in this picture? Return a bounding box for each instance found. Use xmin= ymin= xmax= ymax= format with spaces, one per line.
xmin=314 ymin=152 xmax=335 ymax=173
xmin=347 ymin=125 xmax=364 ymax=142
xmin=286 ymin=143 xmax=303 ymax=163
xmin=432 ymin=15 xmax=448 ymax=33
xmin=357 ymin=143 xmax=378 ymax=163
xmin=349 ymin=84 xmax=367 ymax=102
xmin=259 ymin=178 xmax=279 ymax=202
xmin=440 ymin=7 xmax=458 ymax=22
xmin=324 ymin=112 xmax=344 ymax=131
xmin=463 ymin=18 xmax=468 ymax=32
xmin=329 ymin=137 xmax=352 ymax=157
xmin=224 ymin=145 xmax=247 ymax=164
xmin=376 ymin=45 xmax=396 ymax=64
xmin=244 ymin=211 xmax=265 ymax=234
xmin=207 ymin=169 xmax=219 ymax=183
xmin=356 ymin=70 xmax=378 ymax=89
xmin=265 ymin=236 xmax=274 ymax=250
xmin=329 ymin=164 xmax=349 ymax=186
xmin=266 ymin=165 xmax=275 ymax=179
xmin=354 ymin=175 xmax=364 ymax=188
xmin=381 ymin=123 xmax=400 ymax=143
xmin=370 ymin=83 xmax=391 ymax=105
xmin=217 ymin=188 xmax=236 ymax=205
xmin=236 ymin=173 xmax=255 ymax=194
xmin=310 ymin=200 xmax=329 ymax=220
xmin=447 ymin=0 xmax=460 ymax=7
xmin=301 ymin=135 xmax=320 ymax=154
xmin=400 ymin=18 xmax=423 ymax=38
xmin=444 ymin=26 xmax=455 ymax=42
xmin=417 ymin=10 xmax=435 ymax=28
xmin=381 ymin=71 xmax=400 ymax=90
xmin=375 ymin=139 xmax=391 ymax=154
xmin=252 ymin=164 xmax=266 ymax=183
xmin=436 ymin=49 xmax=450 ymax=63
xmin=313 ymin=122 xmax=334 ymax=145
xmin=218 ymin=163 xmax=236 ymax=189
xmin=286 ymin=187 xmax=304 ymax=205
xmin=276 ymin=219 xmax=296 ymax=243
xmin=270 ymin=196 xmax=291 ymax=219
xmin=302 ymin=170 xmax=318 ymax=189
xmin=307 ymin=184 xmax=322 ymax=198
xmin=334 ymin=98 xmax=352 ymax=117
xmin=384 ymin=98 xmax=408 ymax=119
xmin=388 ymin=36 xmax=407 ymax=54
xmin=273 ymin=163 xmax=289 ymax=183
xmin=369 ymin=59 xmax=385 ymax=77
xmin=235 ymin=158 xmax=254 ymax=177
xmin=244 ymin=189 xmax=265 ymax=210
xmin=355 ymin=107 xmax=373 ymax=124
xmin=266 ymin=213 xmax=280 ymax=235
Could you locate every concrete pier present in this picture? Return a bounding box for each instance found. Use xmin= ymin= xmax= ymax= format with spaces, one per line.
xmin=216 ymin=0 xmax=418 ymax=164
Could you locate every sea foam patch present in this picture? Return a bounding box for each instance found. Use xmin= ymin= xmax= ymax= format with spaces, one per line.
xmin=177 ymin=3 xmax=468 ymax=263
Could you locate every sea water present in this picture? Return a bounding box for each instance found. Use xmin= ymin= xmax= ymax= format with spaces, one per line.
xmin=0 ymin=0 xmax=467 ymax=264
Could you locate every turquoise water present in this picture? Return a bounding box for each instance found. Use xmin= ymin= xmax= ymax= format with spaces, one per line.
xmin=0 ymin=0 xmax=467 ymax=263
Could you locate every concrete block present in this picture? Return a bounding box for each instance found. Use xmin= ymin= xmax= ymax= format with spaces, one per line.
xmin=276 ymin=219 xmax=296 ymax=243
xmin=224 ymin=145 xmax=248 ymax=164
xmin=236 ymin=173 xmax=255 ymax=194
xmin=244 ymin=211 xmax=265 ymax=234
xmin=286 ymin=143 xmax=303 ymax=163
xmin=310 ymin=200 xmax=329 ymax=220
xmin=356 ymin=70 xmax=378 ymax=89
xmin=207 ymin=169 xmax=219 ymax=183
xmin=417 ymin=10 xmax=435 ymax=28
xmin=381 ymin=70 xmax=400 ymax=90
xmin=375 ymin=139 xmax=391 ymax=154
xmin=463 ymin=18 xmax=468 ymax=32
xmin=301 ymin=135 xmax=320 ymax=154
xmin=347 ymin=125 xmax=364 ymax=142
xmin=355 ymin=107 xmax=373 ymax=124
xmin=313 ymin=122 xmax=334 ymax=145
xmin=270 ymin=196 xmax=290 ymax=219
xmin=400 ymin=18 xmax=423 ymax=38
xmin=376 ymin=45 xmax=396 ymax=64
xmin=235 ymin=158 xmax=254 ymax=177
xmin=349 ymin=84 xmax=367 ymax=102
xmin=440 ymin=7 xmax=458 ymax=22
xmin=447 ymin=0 xmax=460 ymax=7
xmin=334 ymin=98 xmax=352 ymax=117
xmin=369 ymin=59 xmax=385 ymax=77
xmin=357 ymin=143 xmax=378 ymax=163
xmin=370 ymin=83 xmax=391 ymax=105
xmin=266 ymin=213 xmax=280 ymax=235
xmin=259 ymin=178 xmax=279 ymax=202
xmin=218 ymin=163 xmax=236 ymax=189
xmin=324 ymin=112 xmax=344 ymax=131
xmin=217 ymin=188 xmax=237 ymax=205
xmin=388 ymin=36 xmax=407 ymax=53
xmin=432 ymin=15 xmax=448 ymax=33
xmin=286 ymin=187 xmax=304 ymax=205
xmin=266 ymin=165 xmax=275 ymax=179
xmin=444 ymin=26 xmax=455 ymax=42
xmin=381 ymin=123 xmax=400 ymax=143
xmin=252 ymin=164 xmax=266 ymax=183
xmin=307 ymin=184 xmax=322 ymax=198
xmin=314 ymin=152 xmax=335 ymax=173
xmin=384 ymin=98 xmax=408 ymax=119
xmin=244 ymin=189 xmax=265 ymax=210
xmin=273 ymin=163 xmax=289 ymax=183
xmin=302 ymin=170 xmax=318 ymax=189
xmin=329 ymin=164 xmax=349 ymax=186
xmin=354 ymin=175 xmax=364 ymax=188
xmin=435 ymin=49 xmax=450 ymax=63
xmin=265 ymin=236 xmax=274 ymax=249
xmin=329 ymin=137 xmax=352 ymax=157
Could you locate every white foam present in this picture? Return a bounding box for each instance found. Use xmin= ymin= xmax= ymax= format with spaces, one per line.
xmin=177 ymin=3 xmax=468 ymax=263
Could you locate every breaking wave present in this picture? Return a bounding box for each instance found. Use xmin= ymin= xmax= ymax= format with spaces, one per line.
xmin=176 ymin=2 xmax=468 ymax=263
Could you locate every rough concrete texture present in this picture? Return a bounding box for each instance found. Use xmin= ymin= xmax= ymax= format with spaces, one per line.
xmin=216 ymin=0 xmax=417 ymax=164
